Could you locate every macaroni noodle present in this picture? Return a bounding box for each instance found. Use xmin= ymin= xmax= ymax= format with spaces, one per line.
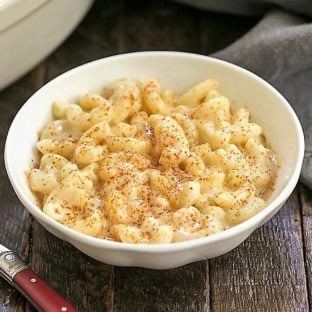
xmin=29 ymin=78 xmax=277 ymax=244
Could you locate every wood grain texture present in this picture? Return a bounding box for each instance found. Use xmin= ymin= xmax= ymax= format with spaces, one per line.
xmin=210 ymin=190 xmax=309 ymax=312
xmin=0 ymin=65 xmax=46 ymax=312
xmin=46 ymin=0 xmax=126 ymax=81
xmin=23 ymin=3 xmax=118 ymax=311
xmin=112 ymin=2 xmax=205 ymax=311
xmin=299 ymin=184 xmax=312 ymax=309
xmin=122 ymin=0 xmax=201 ymax=52
xmin=114 ymin=262 xmax=209 ymax=312
xmin=25 ymin=222 xmax=114 ymax=312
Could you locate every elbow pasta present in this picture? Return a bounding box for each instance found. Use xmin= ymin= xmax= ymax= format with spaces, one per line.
xmin=29 ymin=78 xmax=278 ymax=244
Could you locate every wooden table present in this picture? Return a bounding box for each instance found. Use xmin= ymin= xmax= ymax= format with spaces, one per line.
xmin=0 ymin=1 xmax=311 ymax=311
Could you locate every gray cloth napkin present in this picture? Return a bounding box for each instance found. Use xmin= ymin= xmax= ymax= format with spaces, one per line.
xmin=175 ymin=0 xmax=312 ymax=189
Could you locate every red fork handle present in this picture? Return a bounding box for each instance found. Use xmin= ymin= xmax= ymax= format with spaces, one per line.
xmin=13 ymin=267 xmax=76 ymax=312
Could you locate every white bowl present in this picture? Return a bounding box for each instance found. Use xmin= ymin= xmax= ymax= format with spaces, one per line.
xmin=0 ymin=0 xmax=93 ymax=90
xmin=5 ymin=52 xmax=304 ymax=269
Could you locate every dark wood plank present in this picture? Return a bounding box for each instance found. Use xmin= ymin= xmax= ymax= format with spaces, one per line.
xmin=46 ymin=0 xmax=126 ymax=80
xmin=209 ymin=190 xmax=309 ymax=311
xmin=0 ymin=64 xmax=47 ymax=311
xmin=22 ymin=2 xmax=122 ymax=312
xmin=299 ymin=184 xmax=312 ymax=307
xmin=114 ymin=263 xmax=209 ymax=312
xmin=25 ymin=222 xmax=114 ymax=312
xmin=113 ymin=2 xmax=210 ymax=311
xmin=199 ymin=6 xmax=308 ymax=311
xmin=110 ymin=1 xmax=254 ymax=310
xmin=113 ymin=2 xmax=260 ymax=312
xmin=123 ymin=0 xmax=201 ymax=52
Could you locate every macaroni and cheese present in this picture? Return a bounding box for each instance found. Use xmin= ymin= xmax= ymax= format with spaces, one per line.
xmin=29 ymin=78 xmax=277 ymax=243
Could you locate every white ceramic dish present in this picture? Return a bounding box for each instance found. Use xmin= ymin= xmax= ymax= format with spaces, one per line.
xmin=0 ymin=0 xmax=93 ymax=90
xmin=5 ymin=52 xmax=304 ymax=269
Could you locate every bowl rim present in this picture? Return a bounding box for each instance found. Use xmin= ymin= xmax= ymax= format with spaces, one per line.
xmin=4 ymin=51 xmax=305 ymax=253
xmin=0 ymin=0 xmax=49 ymax=34
xmin=0 ymin=0 xmax=48 ymax=33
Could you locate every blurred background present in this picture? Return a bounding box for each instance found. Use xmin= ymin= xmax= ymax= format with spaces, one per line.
xmin=0 ymin=0 xmax=259 ymax=91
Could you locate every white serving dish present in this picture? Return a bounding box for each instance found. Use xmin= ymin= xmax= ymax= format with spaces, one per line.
xmin=4 ymin=52 xmax=305 ymax=269
xmin=0 ymin=0 xmax=93 ymax=90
